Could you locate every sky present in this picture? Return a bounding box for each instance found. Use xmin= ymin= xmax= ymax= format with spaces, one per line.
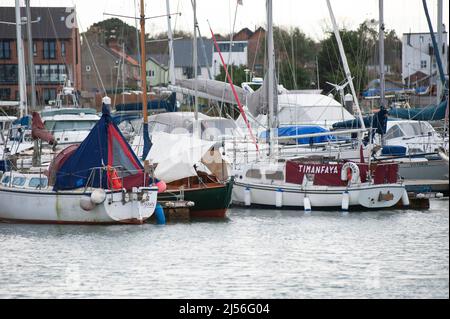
xmin=1 ymin=0 xmax=449 ymax=41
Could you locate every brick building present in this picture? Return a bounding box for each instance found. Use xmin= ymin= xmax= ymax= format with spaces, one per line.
xmin=0 ymin=6 xmax=81 ymax=106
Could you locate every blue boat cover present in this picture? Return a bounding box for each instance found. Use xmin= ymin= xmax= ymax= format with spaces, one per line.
xmin=381 ymin=145 xmax=407 ymax=156
xmin=388 ymin=100 xmax=448 ymax=121
xmin=260 ymin=126 xmax=336 ymax=145
xmin=53 ymin=102 xmax=147 ymax=191
xmin=115 ymin=92 xmax=177 ymax=113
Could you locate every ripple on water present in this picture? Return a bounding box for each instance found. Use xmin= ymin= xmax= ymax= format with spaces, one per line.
xmin=0 ymin=199 xmax=448 ymax=298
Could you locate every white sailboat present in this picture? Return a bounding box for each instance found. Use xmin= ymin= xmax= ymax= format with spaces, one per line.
xmin=231 ymin=0 xmax=408 ymax=211
xmin=0 ymin=92 xmax=159 ymax=224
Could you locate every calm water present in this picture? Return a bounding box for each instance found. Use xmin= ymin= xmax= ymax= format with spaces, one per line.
xmin=0 ymin=200 xmax=448 ymax=299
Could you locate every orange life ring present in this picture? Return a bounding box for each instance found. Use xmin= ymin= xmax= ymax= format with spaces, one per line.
xmin=107 ymin=166 xmax=123 ymax=189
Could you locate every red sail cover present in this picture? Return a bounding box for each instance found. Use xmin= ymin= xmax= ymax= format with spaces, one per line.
xmin=285 ymin=161 xmax=398 ymax=186
xmin=31 ymin=112 xmax=56 ymax=145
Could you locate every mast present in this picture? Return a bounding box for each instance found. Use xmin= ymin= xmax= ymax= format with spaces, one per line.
xmin=267 ymin=0 xmax=276 ymax=157
xmin=436 ymin=0 xmax=443 ymax=104
xmin=15 ymin=0 xmax=27 ymax=117
xmin=139 ymin=0 xmax=151 ymax=159
xmin=192 ymin=0 xmax=200 ymax=138
xmin=25 ymin=0 xmax=36 ymax=110
xmin=378 ymin=0 xmax=386 ymax=108
xmin=166 ymin=0 xmax=176 ymax=85
xmin=326 ymin=0 xmax=366 ymax=131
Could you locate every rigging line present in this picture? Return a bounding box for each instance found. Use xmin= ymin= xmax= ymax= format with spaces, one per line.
xmin=277 ymin=28 xmax=296 ymax=90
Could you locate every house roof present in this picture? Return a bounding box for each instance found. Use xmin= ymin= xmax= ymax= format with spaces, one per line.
xmin=0 ymin=7 xmax=75 ymax=39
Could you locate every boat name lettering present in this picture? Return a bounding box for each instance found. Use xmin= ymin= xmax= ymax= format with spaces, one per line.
xmin=297 ymin=165 xmax=339 ymax=175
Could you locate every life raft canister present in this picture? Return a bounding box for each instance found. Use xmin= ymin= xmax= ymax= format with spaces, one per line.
xmin=107 ymin=166 xmax=123 ymax=189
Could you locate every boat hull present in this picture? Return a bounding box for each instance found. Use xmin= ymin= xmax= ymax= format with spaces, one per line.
xmin=0 ymin=187 xmax=158 ymax=225
xmin=158 ymin=181 xmax=233 ymax=218
xmin=232 ymin=181 xmax=405 ymax=210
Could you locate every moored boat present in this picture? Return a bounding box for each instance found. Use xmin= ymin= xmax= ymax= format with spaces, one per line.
xmin=0 ymin=98 xmax=159 ymax=225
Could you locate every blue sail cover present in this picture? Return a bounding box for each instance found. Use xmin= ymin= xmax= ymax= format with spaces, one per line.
xmin=115 ymin=92 xmax=177 ymax=113
xmin=53 ymin=103 xmax=146 ymax=191
xmin=388 ymin=100 xmax=448 ymax=121
xmin=260 ymin=126 xmax=336 ymax=145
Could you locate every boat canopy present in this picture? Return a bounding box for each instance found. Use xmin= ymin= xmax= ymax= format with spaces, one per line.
xmin=147 ymin=132 xmax=216 ymax=183
xmin=53 ymin=101 xmax=147 ymax=191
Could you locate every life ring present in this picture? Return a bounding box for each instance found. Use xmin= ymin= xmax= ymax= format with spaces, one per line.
xmin=107 ymin=166 xmax=123 ymax=190
xmin=341 ymin=162 xmax=360 ymax=184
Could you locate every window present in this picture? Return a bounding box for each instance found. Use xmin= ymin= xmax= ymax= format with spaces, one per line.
xmin=385 ymin=125 xmax=404 ymax=140
xmin=35 ymin=64 xmax=66 ymax=82
xmin=0 ymin=41 xmax=11 ymax=59
xmin=146 ymin=70 xmax=155 ymax=77
xmin=246 ymin=169 xmax=262 ymax=179
xmin=86 ymin=65 xmax=91 ymax=72
xmin=43 ymin=40 xmax=56 ymax=59
xmin=265 ymin=171 xmax=284 ymax=181
xmin=0 ymin=88 xmax=11 ymax=100
xmin=419 ymin=35 xmax=424 ymax=43
xmin=420 ymin=60 xmax=427 ymax=69
xmin=33 ymin=43 xmax=37 ymax=56
xmin=61 ymin=41 xmax=65 ymax=57
xmin=1 ymin=175 xmax=10 ymax=185
xmin=29 ymin=177 xmax=48 ymax=188
xmin=12 ymin=176 xmax=26 ymax=187
xmin=0 ymin=65 xmax=18 ymax=83
xmin=43 ymin=88 xmax=57 ymax=104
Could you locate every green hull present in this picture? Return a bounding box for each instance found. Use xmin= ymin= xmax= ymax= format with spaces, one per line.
xmin=158 ymin=180 xmax=233 ymax=218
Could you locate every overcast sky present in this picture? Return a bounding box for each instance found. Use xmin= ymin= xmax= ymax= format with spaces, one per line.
xmin=1 ymin=0 xmax=449 ymax=41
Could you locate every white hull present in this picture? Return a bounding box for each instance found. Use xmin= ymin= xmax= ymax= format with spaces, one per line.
xmin=0 ymin=186 xmax=158 ymax=224
xmin=232 ymin=181 xmax=405 ymax=210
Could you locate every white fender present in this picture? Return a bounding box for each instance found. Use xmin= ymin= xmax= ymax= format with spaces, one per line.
xmin=91 ymin=188 xmax=106 ymax=204
xmin=80 ymin=196 xmax=95 ymax=211
xmin=401 ymin=189 xmax=410 ymax=206
xmin=341 ymin=191 xmax=350 ymax=211
xmin=244 ymin=187 xmax=251 ymax=206
xmin=275 ymin=189 xmax=283 ymax=208
xmin=341 ymin=162 xmax=360 ymax=184
xmin=304 ymin=196 xmax=311 ymax=213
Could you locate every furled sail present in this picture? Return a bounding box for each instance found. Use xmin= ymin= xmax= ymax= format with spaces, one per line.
xmin=169 ymin=78 xmax=245 ymax=105
xmin=246 ymin=74 xmax=279 ymax=118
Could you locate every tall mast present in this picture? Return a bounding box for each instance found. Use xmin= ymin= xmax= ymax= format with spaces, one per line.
xmin=192 ymin=0 xmax=200 ymax=138
xmin=25 ymin=0 xmax=36 ymax=110
xmin=166 ymin=0 xmax=176 ymax=86
xmin=326 ymin=0 xmax=366 ymax=131
xmin=15 ymin=0 xmax=27 ymax=117
xmin=139 ymin=0 xmax=150 ymax=159
xmin=436 ymin=0 xmax=443 ymax=104
xmin=267 ymin=0 xmax=276 ymax=156
xmin=378 ymin=0 xmax=386 ymax=108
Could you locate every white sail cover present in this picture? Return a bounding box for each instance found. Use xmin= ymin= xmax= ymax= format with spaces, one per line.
xmin=170 ymin=78 xmax=245 ymax=105
xmin=146 ymin=132 xmax=216 ymax=183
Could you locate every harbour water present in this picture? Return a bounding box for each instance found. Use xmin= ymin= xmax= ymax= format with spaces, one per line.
xmin=0 ymin=199 xmax=448 ymax=299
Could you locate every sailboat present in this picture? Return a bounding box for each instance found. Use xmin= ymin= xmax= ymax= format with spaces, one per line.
xmin=0 ymin=97 xmax=159 ymax=224
xmin=232 ymin=0 xmax=408 ymax=211
xmin=129 ymin=0 xmax=233 ymax=218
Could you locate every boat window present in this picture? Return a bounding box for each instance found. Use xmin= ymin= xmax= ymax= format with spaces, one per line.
xmin=245 ymin=169 xmax=262 ymax=179
xmin=385 ymin=125 xmax=404 ymax=140
xmin=46 ymin=120 xmax=97 ymax=132
xmin=149 ymin=121 xmax=172 ymax=134
xmin=28 ymin=177 xmax=48 ymax=188
xmin=12 ymin=176 xmax=26 ymax=186
xmin=1 ymin=175 xmax=10 ymax=185
xmin=265 ymin=171 xmax=284 ymax=181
